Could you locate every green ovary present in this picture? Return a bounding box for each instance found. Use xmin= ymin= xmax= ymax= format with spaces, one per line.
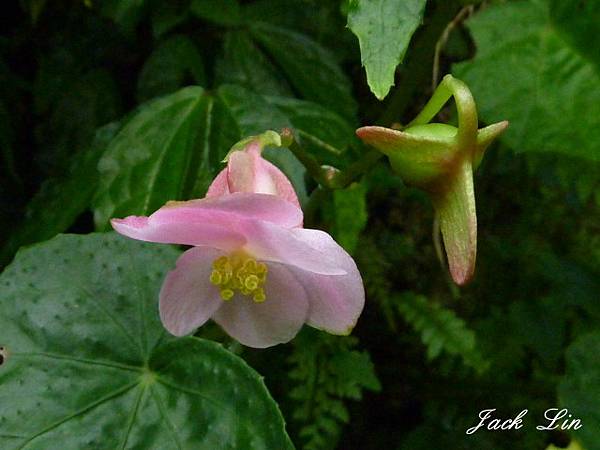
xmin=209 ymin=252 xmax=268 ymax=303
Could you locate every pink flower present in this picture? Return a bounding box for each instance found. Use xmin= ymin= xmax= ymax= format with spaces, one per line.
xmin=206 ymin=134 xmax=301 ymax=209
xmin=111 ymin=133 xmax=364 ymax=348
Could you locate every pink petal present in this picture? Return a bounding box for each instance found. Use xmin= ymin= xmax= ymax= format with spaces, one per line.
xmin=212 ymin=263 xmax=309 ymax=348
xmin=159 ymin=247 xmax=224 ymax=336
xmin=111 ymin=216 xmax=245 ymax=250
xmin=187 ymin=192 xmax=302 ymax=228
xmin=253 ymin=157 xmax=301 ymax=208
xmin=111 ymin=192 xmax=303 ymax=248
xmin=205 ymin=168 xmax=229 ymax=198
xmin=206 ymin=142 xmax=301 ymax=208
xmin=227 ymin=150 xmax=261 ymax=193
xmin=286 ymin=229 xmax=365 ymax=334
xmin=238 ymin=221 xmax=348 ymax=275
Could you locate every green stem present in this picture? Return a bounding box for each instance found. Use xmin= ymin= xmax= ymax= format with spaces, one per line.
xmin=407 ymin=74 xmax=478 ymax=150
xmin=285 ymin=133 xmax=331 ymax=187
xmin=281 ymin=128 xmax=382 ymax=190
xmin=328 ymin=150 xmax=383 ymax=188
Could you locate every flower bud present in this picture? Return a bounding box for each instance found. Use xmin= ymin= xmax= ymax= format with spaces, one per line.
xmin=356 ymin=75 xmax=508 ymax=285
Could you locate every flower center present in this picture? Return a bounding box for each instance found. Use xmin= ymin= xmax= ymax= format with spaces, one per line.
xmin=209 ymin=252 xmax=268 ymax=303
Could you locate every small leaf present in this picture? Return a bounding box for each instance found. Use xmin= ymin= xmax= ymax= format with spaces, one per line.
xmin=347 ymin=0 xmax=428 ymax=100
xmin=0 ymin=233 xmax=293 ymax=449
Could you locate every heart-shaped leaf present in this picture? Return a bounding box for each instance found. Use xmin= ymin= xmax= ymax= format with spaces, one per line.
xmin=0 ymin=233 xmax=293 ymax=449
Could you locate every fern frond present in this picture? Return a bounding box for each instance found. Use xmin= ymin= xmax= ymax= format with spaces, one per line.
xmin=288 ymin=329 xmax=381 ymax=450
xmin=395 ymin=292 xmax=489 ymax=373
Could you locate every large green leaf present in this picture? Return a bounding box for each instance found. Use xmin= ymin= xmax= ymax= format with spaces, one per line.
xmin=0 ymin=123 xmax=119 ymax=267
xmin=137 ymin=35 xmax=206 ymax=102
xmin=215 ymin=31 xmax=293 ymax=97
xmin=93 ymin=87 xmax=209 ymax=229
xmin=347 ymin=0 xmax=428 ymax=100
xmin=559 ymin=331 xmax=600 ymax=450
xmin=453 ymin=0 xmax=600 ymax=161
xmin=0 ymin=233 xmax=293 ymax=449
xmin=249 ymin=23 xmax=357 ymax=121
xmin=94 ymin=85 xmax=356 ymax=227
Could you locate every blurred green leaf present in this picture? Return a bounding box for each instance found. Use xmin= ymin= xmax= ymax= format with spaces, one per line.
xmin=137 ymin=35 xmax=206 ymax=102
xmin=453 ymin=0 xmax=600 ymax=160
xmin=559 ymin=331 xmax=600 ymax=450
xmin=100 ymin=0 xmax=148 ymax=34
xmin=190 ymin=0 xmax=241 ymax=26
xmin=347 ymin=0 xmax=428 ymax=100
xmin=329 ymin=182 xmax=368 ymax=254
xmin=250 ymin=23 xmax=357 ymax=121
xmin=0 ymin=123 xmax=119 ymax=266
xmin=0 ymin=233 xmax=293 ymax=449
xmin=215 ymin=31 xmax=293 ymax=97
xmin=93 ymin=87 xmax=209 ymax=229
xmin=36 ymin=69 xmax=121 ymax=175
xmin=150 ymin=0 xmax=190 ymax=37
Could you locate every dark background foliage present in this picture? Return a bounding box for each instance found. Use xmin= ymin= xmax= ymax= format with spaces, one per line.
xmin=1 ymin=0 xmax=598 ymax=449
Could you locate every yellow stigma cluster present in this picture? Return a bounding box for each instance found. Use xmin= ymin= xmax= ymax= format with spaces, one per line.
xmin=209 ymin=253 xmax=268 ymax=303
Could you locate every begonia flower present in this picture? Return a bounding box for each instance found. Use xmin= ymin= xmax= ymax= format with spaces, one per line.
xmin=111 ymin=132 xmax=364 ymax=348
xmin=356 ymin=75 xmax=508 ymax=285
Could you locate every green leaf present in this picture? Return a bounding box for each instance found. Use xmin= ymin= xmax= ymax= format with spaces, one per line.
xmin=35 ymin=69 xmax=121 ymax=175
xmin=215 ymin=31 xmax=293 ymax=97
xmin=0 ymin=123 xmax=120 ymax=267
xmin=250 ymin=23 xmax=357 ymax=121
xmin=218 ymin=85 xmax=356 ymax=197
xmin=190 ymin=0 xmax=241 ymax=26
xmin=137 ymin=35 xmax=206 ymax=102
xmin=559 ymin=331 xmax=600 ymax=450
xmin=330 ymin=182 xmax=368 ymax=254
xmin=0 ymin=233 xmax=293 ymax=449
xmin=94 ymin=84 xmax=356 ymax=227
xmin=93 ymin=87 xmax=209 ymax=229
xmin=100 ymin=0 xmax=148 ymax=34
xmin=453 ymin=0 xmax=600 ymax=161
xmin=263 ymin=95 xmax=357 ymax=167
xmin=395 ymin=293 xmax=488 ymax=372
xmin=347 ymin=0 xmax=428 ymax=100
xmin=150 ymin=0 xmax=191 ymax=38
